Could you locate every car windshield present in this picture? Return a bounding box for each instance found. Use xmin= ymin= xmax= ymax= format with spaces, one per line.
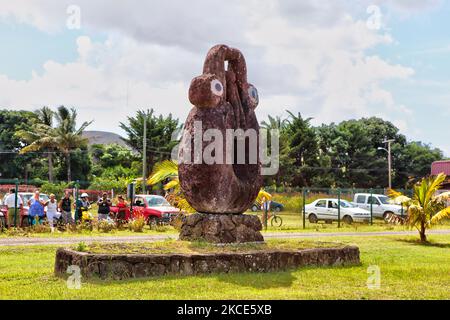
xmin=146 ymin=196 xmax=170 ymax=207
xmin=21 ymin=194 xmax=49 ymax=204
xmin=339 ymin=200 xmax=355 ymax=208
xmin=379 ymin=196 xmax=390 ymax=204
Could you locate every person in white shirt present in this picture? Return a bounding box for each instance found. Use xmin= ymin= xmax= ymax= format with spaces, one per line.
xmin=45 ymin=194 xmax=59 ymax=233
xmin=5 ymin=189 xmax=23 ymax=228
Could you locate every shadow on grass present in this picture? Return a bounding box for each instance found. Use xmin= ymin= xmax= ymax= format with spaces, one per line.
xmin=395 ymin=238 xmax=450 ymax=249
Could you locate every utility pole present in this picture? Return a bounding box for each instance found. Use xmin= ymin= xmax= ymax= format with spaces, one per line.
xmin=379 ymin=139 xmax=395 ymax=189
xmin=142 ymin=110 xmax=148 ymax=194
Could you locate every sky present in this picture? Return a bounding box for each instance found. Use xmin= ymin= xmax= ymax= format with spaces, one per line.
xmin=0 ymin=0 xmax=448 ymax=156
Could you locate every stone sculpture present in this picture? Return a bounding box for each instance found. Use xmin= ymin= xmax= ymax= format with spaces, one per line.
xmin=178 ymin=44 xmax=264 ymax=243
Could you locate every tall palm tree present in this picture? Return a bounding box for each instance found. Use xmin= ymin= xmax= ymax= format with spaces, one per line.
xmin=18 ymin=106 xmax=92 ymax=183
xmin=261 ymin=115 xmax=288 ymax=130
xmin=36 ymin=106 xmax=55 ymax=182
xmin=389 ymin=173 xmax=450 ymax=242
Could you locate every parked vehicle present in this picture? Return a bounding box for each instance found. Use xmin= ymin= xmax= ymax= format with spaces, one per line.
xmin=352 ymin=193 xmax=404 ymax=220
xmin=304 ymin=198 xmax=371 ymax=224
xmin=1 ymin=192 xmax=49 ymax=226
xmin=110 ymin=194 xmax=180 ymax=225
xmin=250 ymin=201 xmax=284 ymax=212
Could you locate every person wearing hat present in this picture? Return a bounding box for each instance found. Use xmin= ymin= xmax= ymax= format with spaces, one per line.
xmin=74 ymin=192 xmax=91 ymax=223
xmin=97 ymin=192 xmax=112 ymax=222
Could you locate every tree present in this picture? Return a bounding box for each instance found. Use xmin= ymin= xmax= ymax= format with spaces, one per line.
xmin=0 ymin=110 xmax=41 ymax=179
xmin=390 ymin=173 xmax=450 ymax=242
xmin=120 ymin=109 xmax=179 ymax=175
xmin=18 ymin=106 xmax=92 ymax=182
xmin=284 ymin=111 xmax=320 ymax=187
xmin=35 ymin=107 xmax=55 ymax=182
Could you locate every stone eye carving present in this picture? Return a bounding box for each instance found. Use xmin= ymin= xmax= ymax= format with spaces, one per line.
xmin=179 ymin=44 xmax=263 ymax=214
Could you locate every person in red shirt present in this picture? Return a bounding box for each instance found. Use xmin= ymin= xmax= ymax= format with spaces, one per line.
xmin=115 ymin=195 xmax=128 ymax=225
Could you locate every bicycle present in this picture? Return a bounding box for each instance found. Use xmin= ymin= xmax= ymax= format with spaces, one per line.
xmin=261 ymin=210 xmax=283 ymax=227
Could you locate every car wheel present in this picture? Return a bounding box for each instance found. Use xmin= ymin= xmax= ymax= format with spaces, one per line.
xmin=275 ymin=207 xmax=281 ymax=212
xmin=147 ymin=216 xmax=158 ymax=228
xmin=343 ymin=215 xmax=353 ymax=225
xmin=251 ymin=205 xmax=259 ymax=212
xmin=308 ymin=214 xmax=318 ymax=224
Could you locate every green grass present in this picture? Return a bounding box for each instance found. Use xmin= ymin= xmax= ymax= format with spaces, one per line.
xmin=80 ymin=239 xmax=345 ymax=255
xmin=0 ymin=235 xmax=449 ymax=299
xmin=1 ymin=211 xmax=449 ymax=238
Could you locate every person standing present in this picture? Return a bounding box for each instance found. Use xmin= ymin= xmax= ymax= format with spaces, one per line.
xmin=97 ymin=192 xmax=112 ymax=221
xmin=28 ymin=191 xmax=45 ymax=225
xmin=59 ymin=191 xmax=73 ymax=225
xmin=46 ymin=194 xmax=59 ymax=233
xmin=5 ymin=188 xmax=23 ymax=228
xmin=74 ymin=193 xmax=91 ymax=223
xmin=115 ymin=195 xmax=128 ymax=225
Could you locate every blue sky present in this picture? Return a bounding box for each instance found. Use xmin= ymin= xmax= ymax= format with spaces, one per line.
xmin=0 ymin=0 xmax=448 ymax=156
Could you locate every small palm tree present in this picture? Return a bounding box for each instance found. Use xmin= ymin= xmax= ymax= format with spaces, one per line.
xmin=389 ymin=173 xmax=450 ymax=242
xmin=148 ymin=160 xmax=271 ymax=213
xmin=147 ymin=160 xmax=195 ymax=213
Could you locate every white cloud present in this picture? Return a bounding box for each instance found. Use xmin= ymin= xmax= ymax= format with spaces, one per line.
xmin=0 ymin=0 xmax=417 ymax=138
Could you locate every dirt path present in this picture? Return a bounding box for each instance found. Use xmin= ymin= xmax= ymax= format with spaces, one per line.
xmin=0 ymin=229 xmax=449 ymax=246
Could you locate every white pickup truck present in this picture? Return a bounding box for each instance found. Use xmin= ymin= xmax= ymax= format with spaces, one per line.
xmin=352 ymin=193 xmax=404 ymax=220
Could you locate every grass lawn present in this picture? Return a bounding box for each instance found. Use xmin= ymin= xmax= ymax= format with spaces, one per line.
xmin=2 ymin=211 xmax=448 ymax=238
xmin=0 ymin=234 xmax=449 ymax=300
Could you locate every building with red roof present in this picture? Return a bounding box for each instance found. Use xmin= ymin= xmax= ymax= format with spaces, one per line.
xmin=431 ymin=160 xmax=450 ymax=189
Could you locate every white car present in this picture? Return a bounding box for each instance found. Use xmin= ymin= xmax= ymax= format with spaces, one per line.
xmin=305 ymin=198 xmax=371 ymax=224
xmin=352 ymin=193 xmax=404 ymax=219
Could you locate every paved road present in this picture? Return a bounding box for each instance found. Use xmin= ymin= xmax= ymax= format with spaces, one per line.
xmin=1 ymin=229 xmax=449 ymax=246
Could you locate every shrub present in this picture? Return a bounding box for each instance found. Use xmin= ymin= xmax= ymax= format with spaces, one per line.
xmin=76 ymin=242 xmax=88 ymax=252
xmin=128 ymin=216 xmax=146 ymax=233
xmin=96 ymin=219 xmax=116 ymax=233
xmin=40 ymin=182 xmax=70 ymax=199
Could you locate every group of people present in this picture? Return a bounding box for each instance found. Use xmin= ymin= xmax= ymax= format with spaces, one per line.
xmin=2 ymin=189 xmax=129 ymax=232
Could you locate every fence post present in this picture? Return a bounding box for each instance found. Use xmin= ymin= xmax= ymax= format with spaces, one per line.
xmin=302 ymin=188 xmax=306 ymax=229
xmin=74 ymin=180 xmax=80 ymax=223
xmin=262 ymin=199 xmax=268 ymax=231
xmin=337 ymin=188 xmax=341 ymax=228
xmin=14 ymin=178 xmax=19 ymax=228
xmin=370 ymin=188 xmax=373 ymax=225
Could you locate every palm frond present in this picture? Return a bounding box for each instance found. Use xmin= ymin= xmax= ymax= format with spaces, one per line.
xmin=431 ymin=207 xmax=450 ymax=224
xmin=163 ymin=179 xmax=180 ymax=191
xmin=148 ymin=160 xmax=179 ymax=185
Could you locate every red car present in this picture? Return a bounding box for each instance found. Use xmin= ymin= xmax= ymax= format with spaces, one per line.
xmin=110 ymin=194 xmax=180 ymax=225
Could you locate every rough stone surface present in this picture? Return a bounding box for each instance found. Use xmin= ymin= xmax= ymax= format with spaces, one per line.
xmin=178 ymin=44 xmax=263 ymax=214
xmin=55 ymin=246 xmax=360 ymax=280
xmin=179 ymin=213 xmax=263 ymax=243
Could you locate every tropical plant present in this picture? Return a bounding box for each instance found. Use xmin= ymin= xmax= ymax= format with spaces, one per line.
xmin=17 ymin=106 xmax=92 ymax=182
xmin=35 ymin=107 xmax=55 ymax=182
xmin=389 ymin=173 xmax=450 ymax=242
xmin=147 ymin=160 xmax=195 ymax=213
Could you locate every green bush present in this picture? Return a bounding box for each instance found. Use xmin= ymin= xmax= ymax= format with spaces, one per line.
xmin=40 ymin=182 xmax=70 ymax=199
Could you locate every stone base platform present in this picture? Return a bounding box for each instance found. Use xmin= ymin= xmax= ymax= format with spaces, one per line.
xmin=179 ymin=213 xmax=264 ymax=243
xmin=54 ymin=246 xmax=360 ymax=280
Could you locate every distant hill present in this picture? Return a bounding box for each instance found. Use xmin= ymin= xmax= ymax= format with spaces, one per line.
xmin=82 ymin=131 xmax=131 ymax=149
